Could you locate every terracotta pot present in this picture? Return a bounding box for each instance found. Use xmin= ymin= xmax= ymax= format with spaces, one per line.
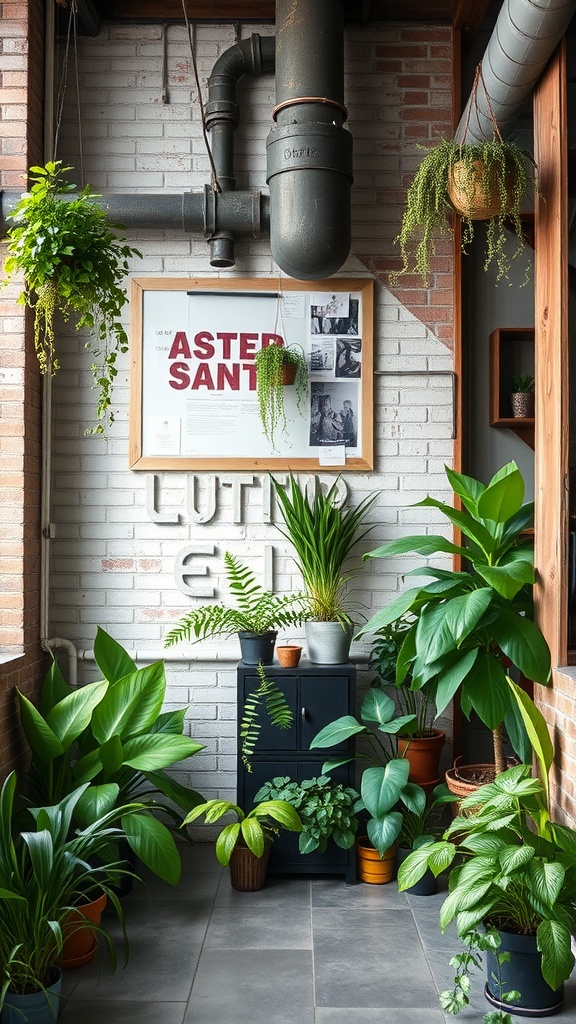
xmin=445 ymin=762 xmax=497 ymax=801
xmin=276 ymin=644 xmax=302 ymax=668
xmin=397 ymin=729 xmax=445 ymax=790
xmin=448 ymin=159 xmax=514 ymax=220
xmin=356 ymin=837 xmax=397 ymax=884
xmin=281 ymin=361 xmax=298 ymax=385
xmin=229 ymin=843 xmax=270 ymax=891
xmin=61 ymin=892 xmax=107 ymax=969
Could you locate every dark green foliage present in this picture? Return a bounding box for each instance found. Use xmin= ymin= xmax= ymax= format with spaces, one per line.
xmin=254 ymin=774 xmax=360 ymax=854
xmin=2 ymin=161 xmax=142 ymax=433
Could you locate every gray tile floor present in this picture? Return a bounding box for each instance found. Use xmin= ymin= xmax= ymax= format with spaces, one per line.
xmin=60 ymin=844 xmax=576 ymax=1024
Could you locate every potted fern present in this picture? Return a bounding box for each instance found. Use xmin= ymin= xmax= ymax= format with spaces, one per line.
xmin=164 ymin=550 xmax=306 ymax=664
xmin=2 ymin=161 xmax=141 ymax=434
xmin=393 ymin=137 xmax=535 ymax=285
xmin=254 ymin=341 xmax=308 ymax=448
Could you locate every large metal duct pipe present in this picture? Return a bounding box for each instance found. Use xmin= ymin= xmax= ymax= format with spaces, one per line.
xmin=205 ymin=33 xmax=275 ymax=267
xmin=457 ymin=0 xmax=576 ymax=143
xmin=266 ymin=0 xmax=353 ymax=279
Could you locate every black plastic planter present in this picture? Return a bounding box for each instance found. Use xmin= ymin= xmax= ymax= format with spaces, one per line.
xmin=238 ymin=631 xmax=278 ymax=665
xmin=396 ymin=846 xmax=438 ymax=896
xmin=485 ymin=928 xmax=565 ymax=1017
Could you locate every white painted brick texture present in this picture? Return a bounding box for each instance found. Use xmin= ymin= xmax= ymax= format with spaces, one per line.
xmin=50 ymin=20 xmax=455 ymax=801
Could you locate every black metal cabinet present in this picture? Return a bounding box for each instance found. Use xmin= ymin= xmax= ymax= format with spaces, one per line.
xmin=236 ymin=660 xmax=357 ymax=882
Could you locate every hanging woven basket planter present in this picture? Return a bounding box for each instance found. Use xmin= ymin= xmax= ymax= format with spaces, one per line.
xmin=447 ymin=158 xmax=515 ymax=220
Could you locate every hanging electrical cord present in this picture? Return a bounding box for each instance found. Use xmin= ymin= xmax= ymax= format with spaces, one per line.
xmin=180 ymin=0 xmax=222 ymax=193
xmin=53 ymin=0 xmax=84 ymax=186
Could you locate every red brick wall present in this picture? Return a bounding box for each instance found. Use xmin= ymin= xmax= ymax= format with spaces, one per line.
xmin=355 ymin=24 xmax=455 ymax=349
xmin=0 ymin=0 xmax=46 ymax=777
xmin=537 ymin=674 xmax=576 ymax=826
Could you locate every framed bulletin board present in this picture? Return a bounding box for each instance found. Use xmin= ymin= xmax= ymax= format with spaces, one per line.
xmin=129 ymin=277 xmax=373 ymax=471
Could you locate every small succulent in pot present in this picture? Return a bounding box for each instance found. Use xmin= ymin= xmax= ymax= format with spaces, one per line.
xmin=509 ymin=373 xmax=535 ymax=418
xmin=254 ymin=341 xmax=308 ymax=448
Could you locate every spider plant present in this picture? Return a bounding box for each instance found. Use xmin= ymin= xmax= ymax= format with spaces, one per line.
xmin=0 ymin=773 xmax=143 ymax=1007
xmin=271 ymin=474 xmax=378 ymax=624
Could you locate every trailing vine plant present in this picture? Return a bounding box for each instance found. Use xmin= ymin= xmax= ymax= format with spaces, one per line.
xmin=254 ymin=342 xmax=308 ymax=449
xmin=393 ymin=137 xmax=534 ymax=286
xmin=2 ymin=161 xmax=141 ymax=434
xmin=239 ymin=661 xmax=293 ymax=772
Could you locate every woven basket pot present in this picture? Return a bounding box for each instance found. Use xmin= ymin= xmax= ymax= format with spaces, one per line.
xmin=281 ymin=361 xmax=298 ymax=385
xmin=448 ymin=159 xmax=514 ymax=221
xmin=229 ymin=843 xmax=270 ymax=891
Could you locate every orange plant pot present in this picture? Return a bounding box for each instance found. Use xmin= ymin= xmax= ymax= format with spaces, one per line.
xmin=356 ymin=838 xmax=397 ymax=884
xmin=276 ymin=645 xmax=302 ymax=668
xmin=61 ymin=892 xmax=107 ymax=969
xmin=397 ymin=729 xmax=446 ymax=790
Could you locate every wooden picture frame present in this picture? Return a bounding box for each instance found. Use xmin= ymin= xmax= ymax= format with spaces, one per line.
xmin=129 ymin=277 xmax=373 ymax=471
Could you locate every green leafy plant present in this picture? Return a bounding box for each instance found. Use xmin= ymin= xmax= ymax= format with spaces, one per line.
xmin=271 ymin=473 xmax=378 ymax=624
xmin=182 ymin=798 xmax=302 ymax=866
xmin=239 ymin=662 xmax=293 ymax=773
xmin=357 ymin=461 xmax=551 ymax=776
xmin=254 ymin=774 xmax=360 ymax=854
xmin=310 ymin=687 xmax=426 ymax=855
xmin=510 ymin=373 xmax=535 ymax=392
xmin=440 ymin=927 xmax=518 ymax=1023
xmin=369 ymin=617 xmax=437 ymax=738
xmin=254 ymin=342 xmax=308 ymax=448
xmin=17 ymin=628 xmax=204 ymax=885
xmin=397 ymin=782 xmax=456 ymax=850
xmin=0 ymin=772 xmax=143 ymax=1007
xmin=397 ymin=755 xmax=576 ymax=1003
xmin=164 ymin=551 xmax=306 ymax=646
xmin=393 ymin=137 xmax=535 ymax=285
xmin=2 ymin=161 xmax=141 ymax=433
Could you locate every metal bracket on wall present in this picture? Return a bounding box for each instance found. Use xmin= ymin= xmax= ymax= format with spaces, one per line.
xmin=374 ymin=370 xmax=457 ymax=440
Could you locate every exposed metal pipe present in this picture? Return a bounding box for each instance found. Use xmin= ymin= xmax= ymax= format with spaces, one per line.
xmin=457 ymin=0 xmax=576 ymax=143
xmin=205 ymin=33 xmax=275 ymax=267
xmin=266 ymin=0 xmax=353 ymax=279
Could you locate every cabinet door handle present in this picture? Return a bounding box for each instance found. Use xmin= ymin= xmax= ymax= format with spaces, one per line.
xmin=301 ymin=706 xmax=307 ymax=720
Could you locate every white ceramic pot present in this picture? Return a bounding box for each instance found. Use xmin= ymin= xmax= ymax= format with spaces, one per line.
xmin=304 ymin=621 xmax=353 ymax=664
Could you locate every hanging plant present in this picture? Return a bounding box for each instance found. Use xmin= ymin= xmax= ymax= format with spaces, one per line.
xmin=254 ymin=342 xmax=308 ymax=449
xmin=393 ymin=136 xmax=535 ymax=286
xmin=2 ymin=161 xmax=142 ymax=434
xmin=392 ymin=65 xmax=537 ymax=287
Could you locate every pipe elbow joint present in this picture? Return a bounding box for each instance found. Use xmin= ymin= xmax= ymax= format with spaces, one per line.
xmin=266 ymin=122 xmax=353 ymax=280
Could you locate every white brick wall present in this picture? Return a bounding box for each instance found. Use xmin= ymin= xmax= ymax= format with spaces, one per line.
xmin=49 ymin=20 xmax=455 ymax=802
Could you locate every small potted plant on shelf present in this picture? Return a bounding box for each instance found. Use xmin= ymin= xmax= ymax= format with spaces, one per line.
xmin=254 ymin=341 xmax=308 ymax=449
xmin=164 ymin=550 xmax=306 ymax=665
xmin=0 ymin=773 xmax=144 ymax=1024
xmin=509 ymin=373 xmax=535 ymax=419
xmin=17 ymin=627 xmax=205 ymax=887
xmin=397 ymin=754 xmax=576 ymax=1019
xmin=309 ymin=687 xmax=426 ymax=882
xmin=254 ymin=774 xmax=360 ymax=856
xmin=393 ymin=134 xmax=535 ymax=286
xmin=369 ymin=618 xmax=445 ymax=789
xmin=271 ymin=473 xmax=378 ymax=664
xmin=2 ymin=161 xmax=141 ymax=434
xmin=356 ymin=461 xmax=551 ymax=798
xmin=181 ymin=797 xmax=302 ymax=891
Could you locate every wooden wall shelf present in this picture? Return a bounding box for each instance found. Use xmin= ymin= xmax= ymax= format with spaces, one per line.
xmin=489 ymin=326 xmax=535 ymax=449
